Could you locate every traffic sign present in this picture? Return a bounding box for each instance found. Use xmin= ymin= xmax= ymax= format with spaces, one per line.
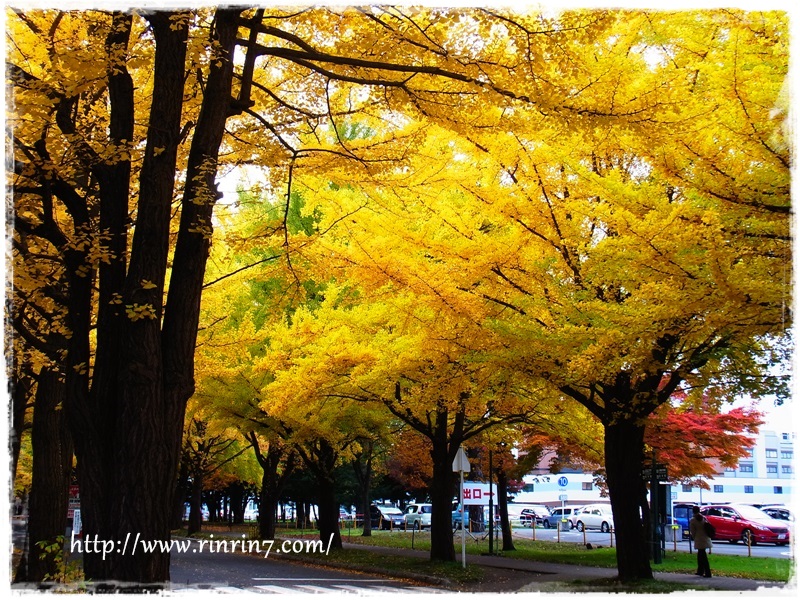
xmin=461 ymin=483 xmax=497 ymax=505
xmin=641 ymin=464 xmax=668 ymax=481
xmin=557 ymin=476 xmax=568 ymax=488
xmin=559 ymin=494 xmax=568 ymax=501
xmin=452 ymin=447 xmax=471 ymax=474
xmin=68 ymin=485 xmax=80 ymax=518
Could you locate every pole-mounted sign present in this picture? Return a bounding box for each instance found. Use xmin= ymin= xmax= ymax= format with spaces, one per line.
xmin=452 ymin=447 xmax=470 ymax=569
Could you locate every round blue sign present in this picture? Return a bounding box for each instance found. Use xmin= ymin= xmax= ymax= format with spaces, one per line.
xmin=557 ymin=476 xmax=568 ymax=487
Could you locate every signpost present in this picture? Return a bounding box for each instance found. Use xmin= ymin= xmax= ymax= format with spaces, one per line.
xmin=461 ymin=482 xmax=496 ymax=505
xmin=67 ymin=485 xmax=80 ymax=519
xmin=452 ymin=447 xmax=470 ymax=569
xmin=642 ymin=460 xmax=668 ymax=564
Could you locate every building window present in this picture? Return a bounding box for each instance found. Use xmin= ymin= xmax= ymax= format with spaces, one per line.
xmin=767 ymin=464 xmax=778 ymax=474
xmin=781 ymin=450 xmax=793 ymax=460
xmin=744 ymin=486 xmax=754 ymax=493
xmin=782 ymin=465 xmax=793 ymax=474
xmin=746 ymin=448 xmax=754 ymax=457
xmin=682 ymin=484 xmax=693 ymax=492
xmin=522 ymin=484 xmax=534 ymax=492
xmin=582 ymin=482 xmax=592 ymax=490
xmin=774 ymin=486 xmax=783 ymax=494
xmin=713 ymin=485 xmax=723 ymax=493
xmin=739 ymin=463 xmax=754 ymax=473
xmin=766 ymin=449 xmax=778 ymax=458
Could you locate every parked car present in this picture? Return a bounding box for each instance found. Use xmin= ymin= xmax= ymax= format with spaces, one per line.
xmin=574 ymin=504 xmax=615 ymax=532
xmin=760 ymin=505 xmax=794 ymax=522
xmin=339 ymin=507 xmax=354 ymax=522
xmin=404 ymin=503 xmax=433 ymax=530
xmin=518 ymin=505 xmax=551 ymax=527
xmin=452 ymin=504 xmax=500 ymax=530
xmin=452 ymin=503 xmax=467 ymax=529
xmin=542 ymin=506 xmax=582 ymax=529
xmin=672 ymin=502 xmax=698 ymax=540
xmin=700 ymin=503 xmax=791 ymax=546
xmin=369 ymin=504 xmax=405 ymax=530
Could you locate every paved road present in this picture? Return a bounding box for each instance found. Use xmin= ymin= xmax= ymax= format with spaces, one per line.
xmin=169 ymin=538 xmax=443 ymax=594
xmin=510 ymin=527 xmax=794 ymax=559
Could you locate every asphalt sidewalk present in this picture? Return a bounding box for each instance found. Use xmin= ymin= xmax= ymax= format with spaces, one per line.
xmin=341 ymin=542 xmax=796 ymax=594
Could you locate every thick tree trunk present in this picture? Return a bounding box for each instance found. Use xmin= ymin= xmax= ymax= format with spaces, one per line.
xmin=359 ymin=484 xmax=372 ymax=536
xmin=66 ymin=10 xmax=242 ymax=587
xmin=207 ymin=493 xmax=221 ymax=523
xmin=187 ymin=474 xmax=204 ymax=535
xmin=605 ymin=419 xmax=653 ymax=581
xmin=429 ymin=437 xmax=456 ymax=562
xmin=469 ymin=505 xmax=484 ymax=531
xmin=497 ymin=469 xmax=515 ymax=551
xmin=171 ymin=460 xmax=190 ymax=530
xmin=97 ymin=13 xmax=191 ymax=585
xmin=9 ymin=369 xmax=33 ymax=484
xmin=229 ymin=483 xmax=246 ymax=525
xmin=301 ymin=440 xmax=343 ymax=550
xmin=352 ymin=444 xmax=374 ymax=537
xmin=250 ymin=436 xmax=294 ymax=540
xmin=317 ymin=480 xmax=343 ymax=550
xmin=25 ymin=368 xmax=73 ymax=582
xmin=258 ymin=471 xmax=279 ymax=540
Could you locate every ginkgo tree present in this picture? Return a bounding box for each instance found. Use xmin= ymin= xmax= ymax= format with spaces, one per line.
xmin=453 ymin=12 xmax=790 ymax=581
xmin=268 ymin=11 xmax=789 ymax=576
xmin=308 ymin=117 xmax=788 ymax=578
xmin=261 ymin=286 xmax=548 ymax=561
xmin=7 ymin=5 xmax=789 ymax=586
xmin=10 ymin=5 xmax=573 ymax=583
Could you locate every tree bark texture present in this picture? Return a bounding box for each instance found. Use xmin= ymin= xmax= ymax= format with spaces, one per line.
xmin=63 ymin=10 xmax=242 ymax=587
xmin=25 ymin=367 xmax=73 ymax=582
xmin=9 ymin=369 xmax=33 ymax=483
xmin=171 ymin=461 xmax=190 ymax=530
xmin=428 ymin=433 xmax=456 ymax=562
xmin=604 ymin=419 xmax=653 ymax=581
xmin=187 ymin=474 xmax=204 ymax=536
xmin=352 ymin=443 xmax=374 ymax=537
xmin=497 ymin=468 xmax=516 ymax=552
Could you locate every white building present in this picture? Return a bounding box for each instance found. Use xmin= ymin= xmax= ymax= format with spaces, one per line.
xmin=511 ymin=406 xmax=796 ymax=510
xmin=676 ymin=427 xmax=795 ymax=506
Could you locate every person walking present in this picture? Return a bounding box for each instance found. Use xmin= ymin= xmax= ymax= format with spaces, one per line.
xmin=689 ymin=506 xmax=712 ymax=577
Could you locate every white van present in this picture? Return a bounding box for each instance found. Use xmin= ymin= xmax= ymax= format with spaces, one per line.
xmin=404 ymin=503 xmax=432 ymax=529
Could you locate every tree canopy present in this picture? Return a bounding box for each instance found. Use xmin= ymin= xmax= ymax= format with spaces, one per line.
xmin=6 ymin=5 xmax=790 ymax=585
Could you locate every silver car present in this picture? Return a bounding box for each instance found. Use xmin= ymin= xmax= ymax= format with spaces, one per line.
xmin=542 ymin=506 xmax=582 ymax=529
xmin=574 ymin=504 xmax=614 ymax=532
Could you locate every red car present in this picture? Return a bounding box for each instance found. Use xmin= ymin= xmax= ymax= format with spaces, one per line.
xmin=700 ymin=503 xmax=790 ymax=546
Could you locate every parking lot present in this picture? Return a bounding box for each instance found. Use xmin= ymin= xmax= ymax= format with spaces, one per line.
xmin=508 ymin=525 xmax=793 ymax=559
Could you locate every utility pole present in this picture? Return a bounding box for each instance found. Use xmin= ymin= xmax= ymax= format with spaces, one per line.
xmin=651 ymin=450 xmax=661 ymax=564
xmin=488 ymin=448 xmax=494 ymax=556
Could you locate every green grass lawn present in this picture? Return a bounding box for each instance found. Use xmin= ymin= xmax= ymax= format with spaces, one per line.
xmin=339 ymin=528 xmax=794 ymax=582
xmin=184 ymin=523 xmax=794 ymax=584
